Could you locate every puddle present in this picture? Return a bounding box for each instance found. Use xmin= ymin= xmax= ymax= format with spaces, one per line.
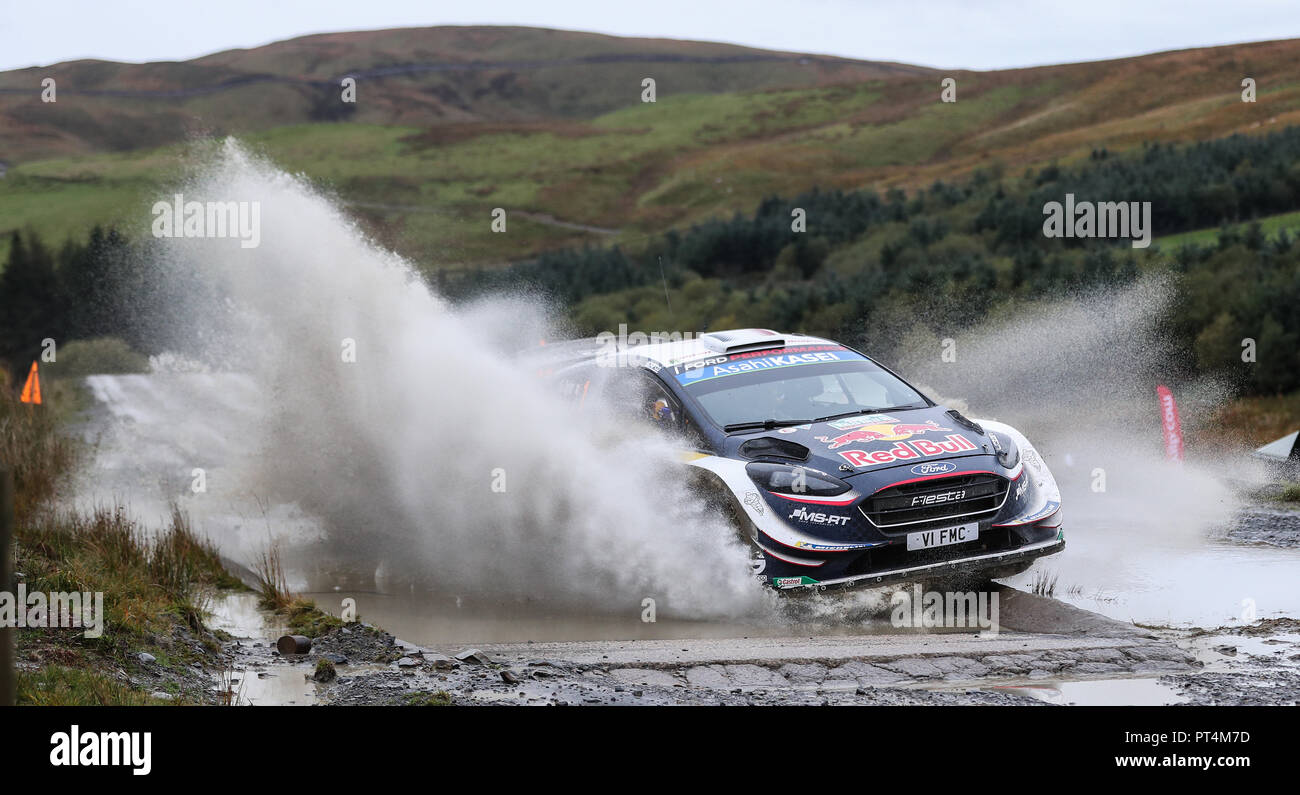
xmin=206 ymin=591 xmax=284 ymax=637
xmin=289 ymin=588 xmax=909 ymax=647
xmin=223 ymin=667 xmax=319 ymax=707
xmin=1183 ymin=632 xmax=1300 ymax=671
xmin=1000 ymin=534 xmax=1300 ymax=628
xmin=207 ymin=592 xmax=320 ymax=706
xmin=980 ymin=677 xmax=1188 ymax=706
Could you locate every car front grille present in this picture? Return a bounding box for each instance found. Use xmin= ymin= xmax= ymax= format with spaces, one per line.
xmin=860 ymin=473 xmax=1009 ymax=531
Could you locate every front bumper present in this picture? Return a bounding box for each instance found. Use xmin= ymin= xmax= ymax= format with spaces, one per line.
xmin=773 ymin=533 xmax=1065 ymax=592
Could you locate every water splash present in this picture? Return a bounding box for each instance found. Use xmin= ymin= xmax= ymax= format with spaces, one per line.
xmin=79 ymin=140 xmax=769 ymax=620
xmin=71 ymin=141 xmax=1296 ymax=632
xmin=894 ymin=277 xmax=1295 ymax=625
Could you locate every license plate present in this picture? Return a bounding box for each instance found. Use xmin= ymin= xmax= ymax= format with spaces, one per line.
xmin=906 ymin=522 xmax=978 ymax=551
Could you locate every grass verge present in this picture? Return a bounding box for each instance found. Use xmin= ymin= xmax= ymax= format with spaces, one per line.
xmin=3 ymin=386 xmax=246 ymax=704
xmin=17 ymin=666 xmax=177 ymax=706
xmin=405 ymin=690 xmax=453 ymax=706
xmin=0 ymin=380 xmax=77 ymax=518
xmin=14 ymin=505 xmax=247 ymax=704
xmin=253 ymin=542 xmax=344 ymax=637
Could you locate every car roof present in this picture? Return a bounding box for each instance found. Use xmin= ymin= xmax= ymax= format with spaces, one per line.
xmin=619 ymin=328 xmax=838 ymax=366
xmin=522 ymin=328 xmax=845 ymax=375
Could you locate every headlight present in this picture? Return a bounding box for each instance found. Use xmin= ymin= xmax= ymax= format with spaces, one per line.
xmin=745 ymin=462 xmax=851 ymax=497
xmin=989 ymin=432 xmax=1020 ymax=470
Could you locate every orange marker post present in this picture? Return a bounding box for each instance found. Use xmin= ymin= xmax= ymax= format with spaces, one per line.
xmin=18 ymin=361 xmax=41 ymax=405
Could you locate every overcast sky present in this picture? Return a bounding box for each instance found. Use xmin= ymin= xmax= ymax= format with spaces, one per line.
xmin=2 ymin=0 xmax=1297 ymax=72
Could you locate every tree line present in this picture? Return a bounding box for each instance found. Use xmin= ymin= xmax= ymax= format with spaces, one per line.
xmin=0 ymin=227 xmax=174 ymax=375
xmin=4 ymin=126 xmax=1298 ymax=394
xmin=444 ymin=126 xmax=1300 ymax=395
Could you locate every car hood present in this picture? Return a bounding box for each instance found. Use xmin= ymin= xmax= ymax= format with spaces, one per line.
xmin=727 ymin=404 xmax=996 ymax=483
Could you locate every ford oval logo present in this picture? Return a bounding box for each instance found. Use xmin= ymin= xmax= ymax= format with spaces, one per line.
xmin=910 ymin=461 xmax=957 ymax=476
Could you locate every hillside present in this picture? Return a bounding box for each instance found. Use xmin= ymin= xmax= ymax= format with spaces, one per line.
xmin=0 ymin=26 xmax=929 ymax=162
xmin=1 ymin=29 xmax=1299 ymax=269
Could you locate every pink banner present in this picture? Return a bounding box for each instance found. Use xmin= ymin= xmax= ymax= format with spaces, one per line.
xmin=1156 ymin=384 xmax=1184 ymax=462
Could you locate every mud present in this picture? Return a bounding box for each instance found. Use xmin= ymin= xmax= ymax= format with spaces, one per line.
xmin=204 ymin=586 xmax=1300 ymax=706
xmin=1162 ymin=671 xmax=1300 ymax=706
xmin=1226 ymin=506 xmax=1300 ymax=548
xmin=219 ymin=622 xmax=1204 ymax=706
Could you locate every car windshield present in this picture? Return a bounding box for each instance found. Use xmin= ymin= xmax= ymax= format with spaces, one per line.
xmin=675 ymin=348 xmax=928 ymax=429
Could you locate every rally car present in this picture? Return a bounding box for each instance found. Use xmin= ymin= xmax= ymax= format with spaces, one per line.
xmin=539 ymin=328 xmax=1064 ymax=592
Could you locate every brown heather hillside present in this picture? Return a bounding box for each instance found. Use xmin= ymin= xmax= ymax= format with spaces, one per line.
xmin=2 ymin=29 xmax=1299 ymax=269
xmin=659 ymin=37 xmax=1300 ymax=200
xmin=0 ymin=26 xmax=932 ymax=162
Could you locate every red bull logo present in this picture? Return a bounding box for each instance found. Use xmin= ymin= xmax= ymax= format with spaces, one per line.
xmin=838 ymin=434 xmax=978 ymax=468
xmin=816 ymin=420 xmax=951 ymax=450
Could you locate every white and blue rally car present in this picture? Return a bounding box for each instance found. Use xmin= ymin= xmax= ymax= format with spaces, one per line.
xmin=541 ymin=328 xmax=1064 ymax=592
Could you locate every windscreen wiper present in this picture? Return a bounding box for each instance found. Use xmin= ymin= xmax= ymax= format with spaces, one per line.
xmin=724 ymin=419 xmax=814 ymax=433
xmin=812 ymin=406 xmax=922 ymax=423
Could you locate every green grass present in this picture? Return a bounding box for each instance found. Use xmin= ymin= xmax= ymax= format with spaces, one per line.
xmin=3 ymin=381 xmax=248 ymax=703
xmin=0 ymin=382 xmax=79 ymax=517
xmin=5 ymin=86 xmax=890 ymax=268
xmin=0 ymin=146 xmax=187 ymax=266
xmin=2 ymin=44 xmax=1298 ymax=274
xmin=1154 ymin=210 xmax=1300 ymax=249
xmin=11 ymin=501 xmax=252 ymax=703
xmin=17 ymin=666 xmax=175 ymax=706
xmin=405 ymin=690 xmax=454 ymax=706
xmin=41 ymin=337 xmax=150 ymax=379
xmin=11 ymin=504 xmax=245 ymax=704
xmin=18 ymin=505 xmax=242 ymax=641
xmin=314 ymin=658 xmax=337 ymax=682
xmin=285 ymin=600 xmax=346 ymax=637
xmin=252 ymin=542 xmax=346 ymax=637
